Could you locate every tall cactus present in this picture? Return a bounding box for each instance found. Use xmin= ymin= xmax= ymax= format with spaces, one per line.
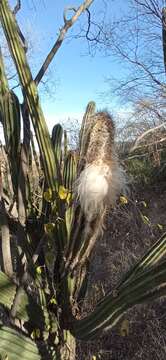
xmin=52 ymin=123 xmax=63 ymax=164
xmin=0 ymin=0 xmax=57 ymax=192
xmin=78 ymin=100 xmax=96 ymax=174
xmin=0 ymin=49 xmax=20 ymax=193
xmin=1 ymin=1 xmax=166 ymax=360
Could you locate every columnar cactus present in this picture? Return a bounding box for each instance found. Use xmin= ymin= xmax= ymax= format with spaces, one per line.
xmin=0 ymin=1 xmax=166 ymax=360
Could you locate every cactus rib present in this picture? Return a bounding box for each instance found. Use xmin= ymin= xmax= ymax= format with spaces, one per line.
xmin=0 ymin=0 xmax=57 ymax=191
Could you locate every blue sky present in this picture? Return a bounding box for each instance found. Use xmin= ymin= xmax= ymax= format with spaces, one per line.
xmin=6 ymin=0 xmax=130 ymax=132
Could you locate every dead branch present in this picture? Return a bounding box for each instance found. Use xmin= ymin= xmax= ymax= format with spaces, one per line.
xmin=63 ymin=6 xmax=77 ymax=24
xmin=112 ymin=41 xmax=163 ymax=88
xmin=162 ymin=7 xmax=166 ymax=73
xmin=35 ymin=0 xmax=94 ymax=85
xmin=85 ymin=8 xmax=102 ymax=42
xmin=13 ymin=0 xmax=21 ymax=15
xmin=125 ymin=153 xmax=149 ymax=160
xmin=131 ymin=123 xmax=166 ymax=151
xmin=134 ymin=0 xmax=162 ymax=20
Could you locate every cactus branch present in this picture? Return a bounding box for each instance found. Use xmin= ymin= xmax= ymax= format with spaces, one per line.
xmin=17 ymin=105 xmax=30 ymax=226
xmin=73 ymin=258 xmax=166 ymax=340
xmin=0 ymin=0 xmax=58 ymax=191
xmin=0 ymin=194 xmax=13 ymax=277
xmin=72 ymin=233 xmax=166 ymax=339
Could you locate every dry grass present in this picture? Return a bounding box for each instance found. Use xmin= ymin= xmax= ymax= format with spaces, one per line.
xmin=77 ymin=181 xmax=166 ymax=359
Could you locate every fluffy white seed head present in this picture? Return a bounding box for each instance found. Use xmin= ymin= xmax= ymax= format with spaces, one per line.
xmin=76 ymin=111 xmax=127 ymax=221
xmin=76 ymin=160 xmax=126 ymax=220
xmin=76 ymin=163 xmax=109 ymax=219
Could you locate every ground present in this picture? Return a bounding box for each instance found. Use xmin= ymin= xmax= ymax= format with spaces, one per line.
xmin=77 ymin=180 xmax=166 ymax=359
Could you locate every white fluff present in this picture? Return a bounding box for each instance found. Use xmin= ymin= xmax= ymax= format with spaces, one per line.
xmin=76 ymin=161 xmax=126 ymax=220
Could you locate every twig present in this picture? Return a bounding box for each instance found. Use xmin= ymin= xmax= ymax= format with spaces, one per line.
xmin=162 ymin=7 xmax=166 ymax=73
xmin=131 ymin=122 xmax=166 ymax=151
xmin=125 ymin=153 xmax=149 ymax=160
xmin=35 ymin=0 xmax=94 ymax=85
xmin=63 ymin=6 xmax=77 ymax=24
xmin=85 ymin=8 xmax=102 ymax=42
xmin=13 ymin=0 xmax=21 ymax=15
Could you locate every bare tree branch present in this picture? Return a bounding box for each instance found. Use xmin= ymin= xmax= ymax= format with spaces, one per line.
xmin=85 ymin=8 xmax=103 ymax=42
xmin=35 ymin=0 xmax=94 ymax=85
xmin=63 ymin=6 xmax=77 ymax=24
xmin=162 ymin=7 xmax=166 ymax=73
xmin=13 ymin=0 xmax=21 ymax=15
xmin=134 ymin=0 xmax=162 ymax=20
xmin=111 ymin=40 xmax=164 ymax=87
xmin=131 ymin=122 xmax=166 ymax=151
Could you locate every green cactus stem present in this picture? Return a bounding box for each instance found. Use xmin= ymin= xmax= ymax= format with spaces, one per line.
xmin=0 ymin=0 xmax=57 ymax=192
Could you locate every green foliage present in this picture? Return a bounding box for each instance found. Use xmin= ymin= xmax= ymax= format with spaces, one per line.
xmin=127 ymin=157 xmax=154 ymax=184
xmin=126 ymin=147 xmax=166 ymax=185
